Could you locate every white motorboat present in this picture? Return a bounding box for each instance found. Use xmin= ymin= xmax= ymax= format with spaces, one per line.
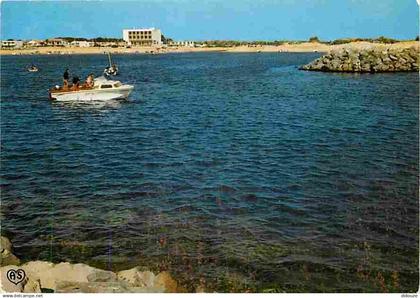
xmin=28 ymin=66 xmax=39 ymax=72
xmin=49 ymin=76 xmax=134 ymax=101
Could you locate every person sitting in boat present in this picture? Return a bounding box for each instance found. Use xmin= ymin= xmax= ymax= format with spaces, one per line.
xmin=71 ymin=76 xmax=80 ymax=91
xmin=85 ymin=73 xmax=94 ymax=88
xmin=63 ymin=68 xmax=70 ymax=89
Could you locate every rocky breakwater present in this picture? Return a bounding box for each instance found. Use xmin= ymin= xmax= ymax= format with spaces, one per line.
xmin=300 ymin=46 xmax=419 ymax=72
xmin=0 ymin=236 xmax=183 ymax=293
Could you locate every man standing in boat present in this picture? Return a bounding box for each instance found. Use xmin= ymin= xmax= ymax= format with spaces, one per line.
xmin=63 ymin=68 xmax=69 ymax=89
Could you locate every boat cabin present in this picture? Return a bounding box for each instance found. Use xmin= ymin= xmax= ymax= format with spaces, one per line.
xmin=50 ymin=77 xmax=123 ymax=94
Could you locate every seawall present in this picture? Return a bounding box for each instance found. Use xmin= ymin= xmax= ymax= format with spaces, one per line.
xmin=300 ymin=46 xmax=419 ymax=72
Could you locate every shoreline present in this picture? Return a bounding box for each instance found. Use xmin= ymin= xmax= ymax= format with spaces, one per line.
xmin=0 ymin=236 xmax=186 ymax=293
xmin=1 ymin=41 xmax=418 ymax=56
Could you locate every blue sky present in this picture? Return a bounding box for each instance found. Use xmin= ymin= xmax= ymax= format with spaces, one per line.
xmin=1 ymin=0 xmax=418 ymax=41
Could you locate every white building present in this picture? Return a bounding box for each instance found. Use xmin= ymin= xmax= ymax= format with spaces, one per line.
xmin=95 ymin=41 xmax=127 ymax=47
xmin=122 ymin=28 xmax=162 ymax=46
xmin=70 ymin=40 xmax=94 ymax=47
xmin=27 ymin=40 xmax=45 ymax=47
xmin=46 ymin=38 xmax=69 ymax=47
xmin=169 ymin=41 xmax=195 ymax=47
xmin=1 ymin=40 xmax=24 ymax=49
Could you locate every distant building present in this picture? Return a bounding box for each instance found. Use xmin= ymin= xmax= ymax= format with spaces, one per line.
xmin=94 ymin=41 xmax=127 ymax=47
xmin=70 ymin=40 xmax=94 ymax=47
xmin=27 ymin=40 xmax=45 ymax=47
xmin=1 ymin=40 xmax=24 ymax=49
xmin=169 ymin=41 xmax=195 ymax=47
xmin=95 ymin=41 xmax=113 ymax=47
xmin=122 ymin=28 xmax=162 ymax=46
xmin=46 ymin=38 xmax=69 ymax=47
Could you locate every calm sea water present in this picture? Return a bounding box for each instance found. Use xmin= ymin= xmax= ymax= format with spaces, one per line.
xmin=1 ymin=53 xmax=418 ymax=292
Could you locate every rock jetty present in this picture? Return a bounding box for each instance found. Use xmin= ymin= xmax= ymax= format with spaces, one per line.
xmin=0 ymin=236 xmax=184 ymax=293
xmin=300 ymin=46 xmax=419 ymax=72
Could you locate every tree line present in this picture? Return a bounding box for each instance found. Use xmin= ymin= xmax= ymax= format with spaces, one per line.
xmin=54 ymin=37 xmax=124 ymax=42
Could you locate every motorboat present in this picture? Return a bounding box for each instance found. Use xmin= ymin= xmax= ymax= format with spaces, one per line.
xmin=104 ymin=65 xmax=118 ymax=76
xmin=49 ymin=76 xmax=134 ymax=101
xmin=104 ymin=52 xmax=118 ymax=76
xmin=28 ymin=65 xmax=39 ymax=72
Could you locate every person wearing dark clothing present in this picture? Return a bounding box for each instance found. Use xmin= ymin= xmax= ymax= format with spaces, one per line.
xmin=71 ymin=76 xmax=80 ymax=90
xmin=63 ymin=69 xmax=69 ymax=89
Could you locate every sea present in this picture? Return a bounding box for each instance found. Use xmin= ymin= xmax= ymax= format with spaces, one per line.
xmin=1 ymin=52 xmax=418 ymax=292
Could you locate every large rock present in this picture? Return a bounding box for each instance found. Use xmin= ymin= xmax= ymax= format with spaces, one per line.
xmin=155 ymin=271 xmax=181 ymax=293
xmin=0 ymin=237 xmax=12 ymax=252
xmin=116 ymin=267 xmax=182 ymax=292
xmin=55 ymin=281 xmax=165 ymax=293
xmin=56 ymin=281 xmax=132 ymax=293
xmin=117 ymin=267 xmax=156 ymax=288
xmin=300 ymin=46 xmax=419 ymax=72
xmin=21 ymin=261 xmax=116 ymax=291
xmin=0 ymin=236 xmax=20 ymax=266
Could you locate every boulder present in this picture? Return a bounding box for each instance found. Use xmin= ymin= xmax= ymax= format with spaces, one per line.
xmin=116 ymin=268 xmax=183 ymax=292
xmin=1 ymin=249 xmax=20 ymax=266
xmin=87 ymin=269 xmax=117 ymax=282
xmin=0 ymin=237 xmax=12 ymax=252
xmin=300 ymin=46 xmax=419 ymax=72
xmin=0 ymin=237 xmax=20 ymax=266
xmin=55 ymin=280 xmax=165 ymax=293
xmin=21 ymin=261 xmax=116 ymax=291
xmin=117 ymin=267 xmax=156 ymax=288
xmin=56 ymin=281 xmax=132 ymax=293
xmin=155 ymin=271 xmax=180 ymax=293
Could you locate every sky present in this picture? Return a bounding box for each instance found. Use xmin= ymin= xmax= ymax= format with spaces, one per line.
xmin=1 ymin=0 xmax=419 ymax=41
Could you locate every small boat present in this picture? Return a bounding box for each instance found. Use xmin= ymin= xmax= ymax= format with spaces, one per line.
xmin=49 ymin=76 xmax=133 ymax=101
xmin=104 ymin=52 xmax=118 ymax=76
xmin=28 ymin=65 xmax=39 ymax=72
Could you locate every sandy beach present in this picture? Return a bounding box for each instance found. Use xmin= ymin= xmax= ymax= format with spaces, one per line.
xmin=1 ymin=41 xmax=418 ymax=56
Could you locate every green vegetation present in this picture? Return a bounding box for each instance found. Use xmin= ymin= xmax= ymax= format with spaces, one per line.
xmin=201 ymin=40 xmax=306 ymax=47
xmin=161 ymin=35 xmax=173 ymax=44
xmin=328 ymin=36 xmax=400 ymax=45
xmin=55 ymin=37 xmax=124 ymax=42
xmin=92 ymin=37 xmax=124 ymax=42
xmin=308 ymin=36 xmax=320 ymax=43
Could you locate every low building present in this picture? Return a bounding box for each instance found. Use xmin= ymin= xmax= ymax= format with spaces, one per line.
xmin=27 ymin=40 xmax=45 ymax=47
xmin=94 ymin=41 xmax=113 ymax=47
xmin=46 ymin=38 xmax=69 ymax=47
xmin=94 ymin=41 xmax=127 ymax=47
xmin=70 ymin=40 xmax=94 ymax=47
xmin=1 ymin=40 xmax=24 ymax=49
xmin=122 ymin=28 xmax=162 ymax=46
xmin=169 ymin=40 xmax=195 ymax=47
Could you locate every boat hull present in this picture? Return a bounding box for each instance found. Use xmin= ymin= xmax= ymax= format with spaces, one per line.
xmin=50 ymin=85 xmax=133 ymax=101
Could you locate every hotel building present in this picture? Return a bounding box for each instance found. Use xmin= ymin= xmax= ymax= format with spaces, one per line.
xmin=1 ymin=40 xmax=24 ymax=49
xmin=122 ymin=28 xmax=162 ymax=46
